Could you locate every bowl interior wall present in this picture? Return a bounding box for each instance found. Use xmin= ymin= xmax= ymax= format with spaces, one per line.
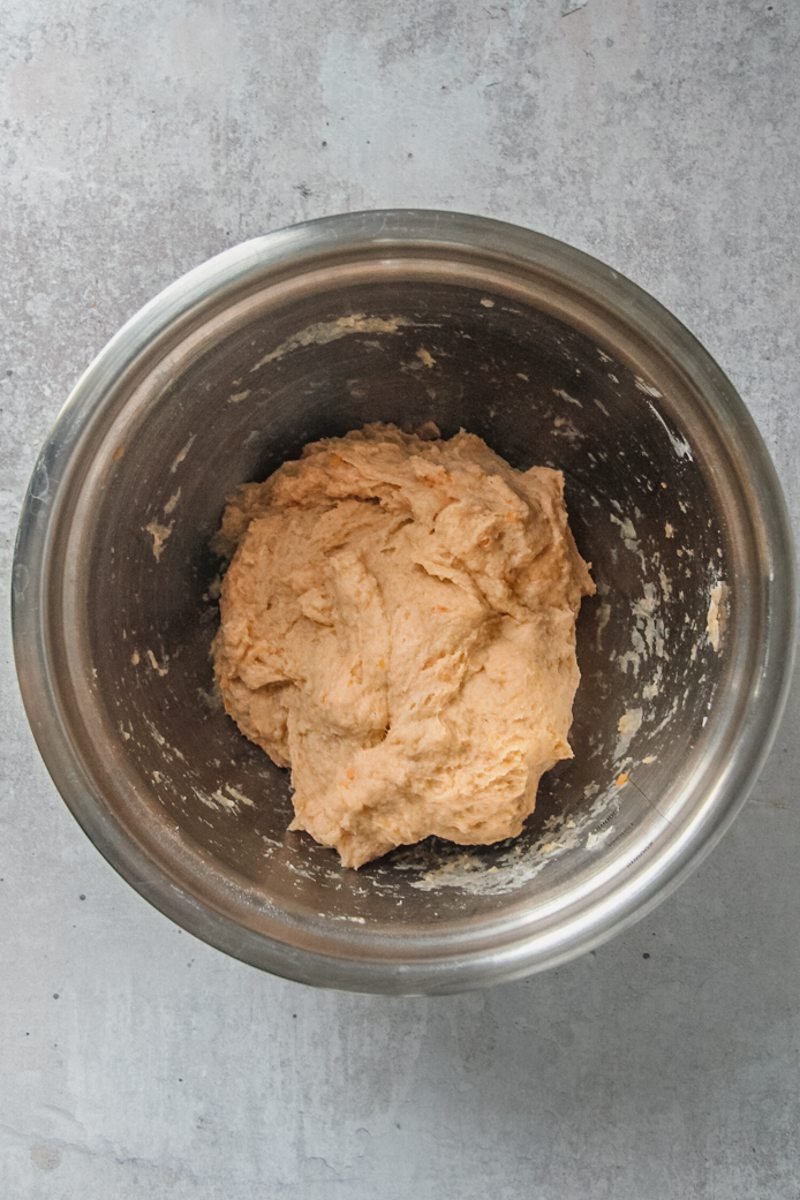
xmin=75 ymin=276 xmax=730 ymax=928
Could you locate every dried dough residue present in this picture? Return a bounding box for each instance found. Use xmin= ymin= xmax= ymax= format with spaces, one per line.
xmin=707 ymin=581 xmax=729 ymax=652
xmin=251 ymin=314 xmax=411 ymax=371
xmin=144 ymin=519 xmax=174 ymax=562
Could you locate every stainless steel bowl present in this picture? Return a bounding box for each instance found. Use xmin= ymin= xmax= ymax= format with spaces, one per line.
xmin=13 ymin=210 xmax=795 ymax=994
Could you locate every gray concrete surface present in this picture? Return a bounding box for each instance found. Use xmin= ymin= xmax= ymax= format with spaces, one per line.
xmin=2 ymin=1 xmax=798 ymax=1196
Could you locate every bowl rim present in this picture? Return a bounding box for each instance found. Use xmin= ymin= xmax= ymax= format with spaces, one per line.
xmin=12 ymin=208 xmax=797 ymax=993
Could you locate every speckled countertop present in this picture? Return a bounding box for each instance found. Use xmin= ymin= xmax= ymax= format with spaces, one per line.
xmin=1 ymin=2 xmax=798 ymax=1196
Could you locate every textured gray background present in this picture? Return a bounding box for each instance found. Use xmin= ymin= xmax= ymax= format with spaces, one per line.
xmin=1 ymin=1 xmax=798 ymax=1197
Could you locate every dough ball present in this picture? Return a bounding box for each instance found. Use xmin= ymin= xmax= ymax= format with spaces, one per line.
xmin=213 ymin=423 xmax=594 ymax=867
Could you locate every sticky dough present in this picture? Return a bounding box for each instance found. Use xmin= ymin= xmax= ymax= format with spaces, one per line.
xmin=213 ymin=424 xmax=595 ymax=867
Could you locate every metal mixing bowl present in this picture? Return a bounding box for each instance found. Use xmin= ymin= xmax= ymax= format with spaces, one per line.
xmin=12 ymin=210 xmax=795 ymax=994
